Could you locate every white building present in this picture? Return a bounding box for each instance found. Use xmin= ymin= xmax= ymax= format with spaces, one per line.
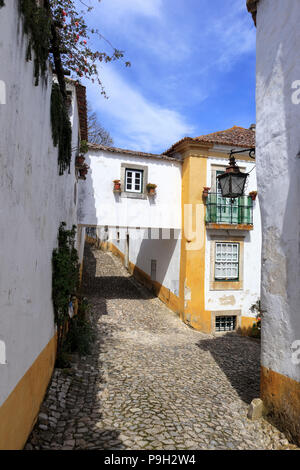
xmin=79 ymin=126 xmax=261 ymax=336
xmin=247 ymin=0 xmax=300 ymax=445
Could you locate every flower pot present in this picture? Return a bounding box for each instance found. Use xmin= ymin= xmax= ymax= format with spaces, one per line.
xmin=249 ymin=191 xmax=257 ymax=201
xmin=146 ymin=184 xmax=157 ymax=195
xmin=202 ymin=187 xmax=210 ymax=198
xmin=79 ymin=168 xmax=88 ymax=177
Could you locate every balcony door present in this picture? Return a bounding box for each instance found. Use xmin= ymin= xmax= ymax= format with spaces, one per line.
xmin=216 ymin=171 xmax=239 ymax=224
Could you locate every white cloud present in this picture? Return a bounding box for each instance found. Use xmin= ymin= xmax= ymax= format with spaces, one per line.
xmin=86 ymin=65 xmax=194 ymax=153
xmin=97 ymin=0 xmax=163 ymax=22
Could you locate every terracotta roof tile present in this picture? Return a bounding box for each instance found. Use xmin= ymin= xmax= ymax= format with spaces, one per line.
xmin=88 ymin=143 xmax=178 ymax=161
xmin=194 ymin=126 xmax=255 ymax=147
xmin=164 ymin=126 xmax=255 ymax=155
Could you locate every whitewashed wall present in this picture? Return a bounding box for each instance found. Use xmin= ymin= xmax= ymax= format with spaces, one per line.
xmin=109 ymin=227 xmax=181 ymax=295
xmin=256 ymin=0 xmax=300 ymax=382
xmin=78 ymin=150 xmax=182 ymax=229
xmin=204 ymin=156 xmax=261 ymax=317
xmin=0 ymin=1 xmax=79 ymax=406
xmin=78 ymin=149 xmax=182 ymax=294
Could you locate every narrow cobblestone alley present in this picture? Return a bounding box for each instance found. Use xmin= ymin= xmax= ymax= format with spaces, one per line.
xmin=26 ymin=244 xmax=298 ymax=450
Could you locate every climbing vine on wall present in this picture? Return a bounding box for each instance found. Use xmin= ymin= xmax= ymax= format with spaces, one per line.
xmin=52 ymin=222 xmax=79 ymax=359
xmin=51 ymin=83 xmax=72 ymax=175
xmin=19 ymin=0 xmax=52 ymax=86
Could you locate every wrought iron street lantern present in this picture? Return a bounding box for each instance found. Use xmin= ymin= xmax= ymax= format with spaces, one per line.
xmin=217 ymin=148 xmax=254 ymax=198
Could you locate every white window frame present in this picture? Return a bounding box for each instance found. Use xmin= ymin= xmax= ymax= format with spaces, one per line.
xmin=125 ymin=169 xmax=143 ymax=193
xmin=215 ymin=242 xmax=239 ymax=281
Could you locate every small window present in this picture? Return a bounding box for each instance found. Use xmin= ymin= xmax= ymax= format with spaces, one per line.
xmin=86 ymin=227 xmax=96 ymax=238
xmin=125 ymin=169 xmax=143 ymax=193
xmin=215 ymin=315 xmax=236 ymax=332
xmin=151 ymin=259 xmax=157 ymax=281
xmin=215 ymin=242 xmax=239 ymax=281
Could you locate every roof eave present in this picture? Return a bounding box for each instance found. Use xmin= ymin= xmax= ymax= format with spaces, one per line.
xmin=164 ymin=138 xmax=213 ymax=157
xmin=87 ymin=143 xmax=179 ymax=162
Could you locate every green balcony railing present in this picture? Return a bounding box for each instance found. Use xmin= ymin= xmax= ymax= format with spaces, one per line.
xmin=205 ymin=193 xmax=253 ymax=225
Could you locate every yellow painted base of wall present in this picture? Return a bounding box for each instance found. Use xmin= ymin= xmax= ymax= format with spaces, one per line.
xmin=110 ymin=242 xmax=125 ymax=263
xmin=261 ymin=366 xmax=300 ymax=446
xmin=239 ymin=316 xmax=258 ymax=336
xmin=108 ymin=243 xmax=180 ymax=315
xmin=0 ymin=335 xmax=57 ymax=450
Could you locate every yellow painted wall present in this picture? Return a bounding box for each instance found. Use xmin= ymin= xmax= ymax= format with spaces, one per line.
xmin=0 ymin=335 xmax=57 ymax=450
xmin=261 ymin=366 xmax=300 ymax=446
xmin=240 ymin=316 xmax=259 ymax=336
xmin=179 ymin=153 xmax=212 ymax=333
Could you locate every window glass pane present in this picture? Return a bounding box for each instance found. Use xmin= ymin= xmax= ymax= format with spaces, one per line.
xmin=215 ymin=242 xmax=239 ymax=280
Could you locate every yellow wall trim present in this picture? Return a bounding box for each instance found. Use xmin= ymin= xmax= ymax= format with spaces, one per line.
xmin=239 ymin=316 xmax=258 ymax=336
xmin=261 ymin=366 xmax=300 ymax=446
xmin=0 ymin=335 xmax=57 ymax=450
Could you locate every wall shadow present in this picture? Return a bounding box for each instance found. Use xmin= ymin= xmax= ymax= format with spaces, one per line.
xmin=197 ymin=333 xmax=261 ymax=404
xmin=82 ymin=242 xmax=155 ymax=300
xmin=134 ymin=229 xmax=179 ymax=297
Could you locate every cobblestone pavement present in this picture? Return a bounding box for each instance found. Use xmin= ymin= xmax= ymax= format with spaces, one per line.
xmin=26 ymin=244 xmax=299 ymax=450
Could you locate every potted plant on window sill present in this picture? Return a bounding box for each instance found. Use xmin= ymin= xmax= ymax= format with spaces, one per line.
xmin=75 ymin=154 xmax=85 ymax=168
xmin=78 ymin=163 xmax=89 ymax=180
xmin=113 ymin=180 xmax=121 ymax=192
xmin=249 ymin=190 xmax=257 ymax=201
xmin=146 ymin=183 xmax=157 ymax=196
xmin=202 ymin=187 xmax=211 ymax=199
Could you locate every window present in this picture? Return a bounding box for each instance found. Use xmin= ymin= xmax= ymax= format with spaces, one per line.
xmin=121 ymin=163 xmax=148 ymax=199
xmin=125 ymin=169 xmax=143 ymax=193
xmin=86 ymin=227 xmax=97 ymax=239
xmin=151 ymin=259 xmax=157 ymax=281
xmin=215 ymin=242 xmax=239 ymax=281
xmin=215 ymin=315 xmax=236 ymax=332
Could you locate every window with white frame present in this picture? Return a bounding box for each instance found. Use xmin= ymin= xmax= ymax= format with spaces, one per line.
xmin=215 ymin=242 xmax=239 ymax=281
xmin=125 ymin=169 xmax=143 ymax=193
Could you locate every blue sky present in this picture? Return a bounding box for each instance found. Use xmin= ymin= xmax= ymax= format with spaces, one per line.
xmin=79 ymin=0 xmax=256 ymax=153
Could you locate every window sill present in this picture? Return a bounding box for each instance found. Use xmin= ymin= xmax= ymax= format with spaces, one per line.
xmin=210 ymin=280 xmax=243 ymax=291
xmin=120 ymin=191 xmax=147 ymax=200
